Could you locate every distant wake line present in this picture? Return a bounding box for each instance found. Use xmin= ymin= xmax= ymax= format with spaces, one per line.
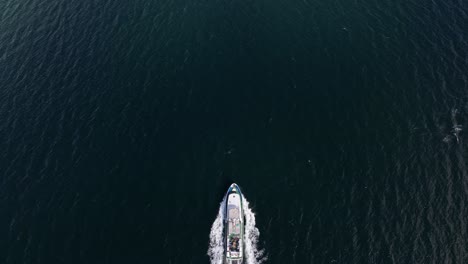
xmin=208 ymin=195 xmax=267 ymax=264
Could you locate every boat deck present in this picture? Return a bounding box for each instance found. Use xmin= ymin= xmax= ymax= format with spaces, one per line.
xmin=225 ymin=184 xmax=244 ymax=263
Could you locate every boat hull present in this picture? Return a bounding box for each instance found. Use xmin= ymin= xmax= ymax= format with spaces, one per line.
xmin=224 ymin=183 xmax=244 ymax=264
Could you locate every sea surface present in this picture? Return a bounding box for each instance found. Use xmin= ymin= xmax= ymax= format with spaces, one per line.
xmin=1 ymin=0 xmax=468 ymax=263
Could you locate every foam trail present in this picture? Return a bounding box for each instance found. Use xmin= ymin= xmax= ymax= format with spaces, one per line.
xmin=208 ymin=196 xmax=226 ymax=264
xmin=208 ymin=195 xmax=267 ymax=264
xmin=242 ymin=197 xmax=267 ymax=264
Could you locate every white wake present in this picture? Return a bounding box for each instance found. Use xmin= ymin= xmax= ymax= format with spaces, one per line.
xmin=208 ymin=196 xmax=226 ymax=264
xmin=208 ymin=195 xmax=267 ymax=264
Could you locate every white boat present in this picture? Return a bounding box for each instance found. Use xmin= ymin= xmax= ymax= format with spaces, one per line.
xmin=224 ymin=183 xmax=244 ymax=264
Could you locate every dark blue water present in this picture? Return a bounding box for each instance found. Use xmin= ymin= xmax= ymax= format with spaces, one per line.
xmin=1 ymin=0 xmax=468 ymax=263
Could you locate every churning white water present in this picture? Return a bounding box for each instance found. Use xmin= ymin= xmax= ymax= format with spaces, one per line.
xmin=242 ymin=197 xmax=267 ymax=264
xmin=208 ymin=195 xmax=267 ymax=264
